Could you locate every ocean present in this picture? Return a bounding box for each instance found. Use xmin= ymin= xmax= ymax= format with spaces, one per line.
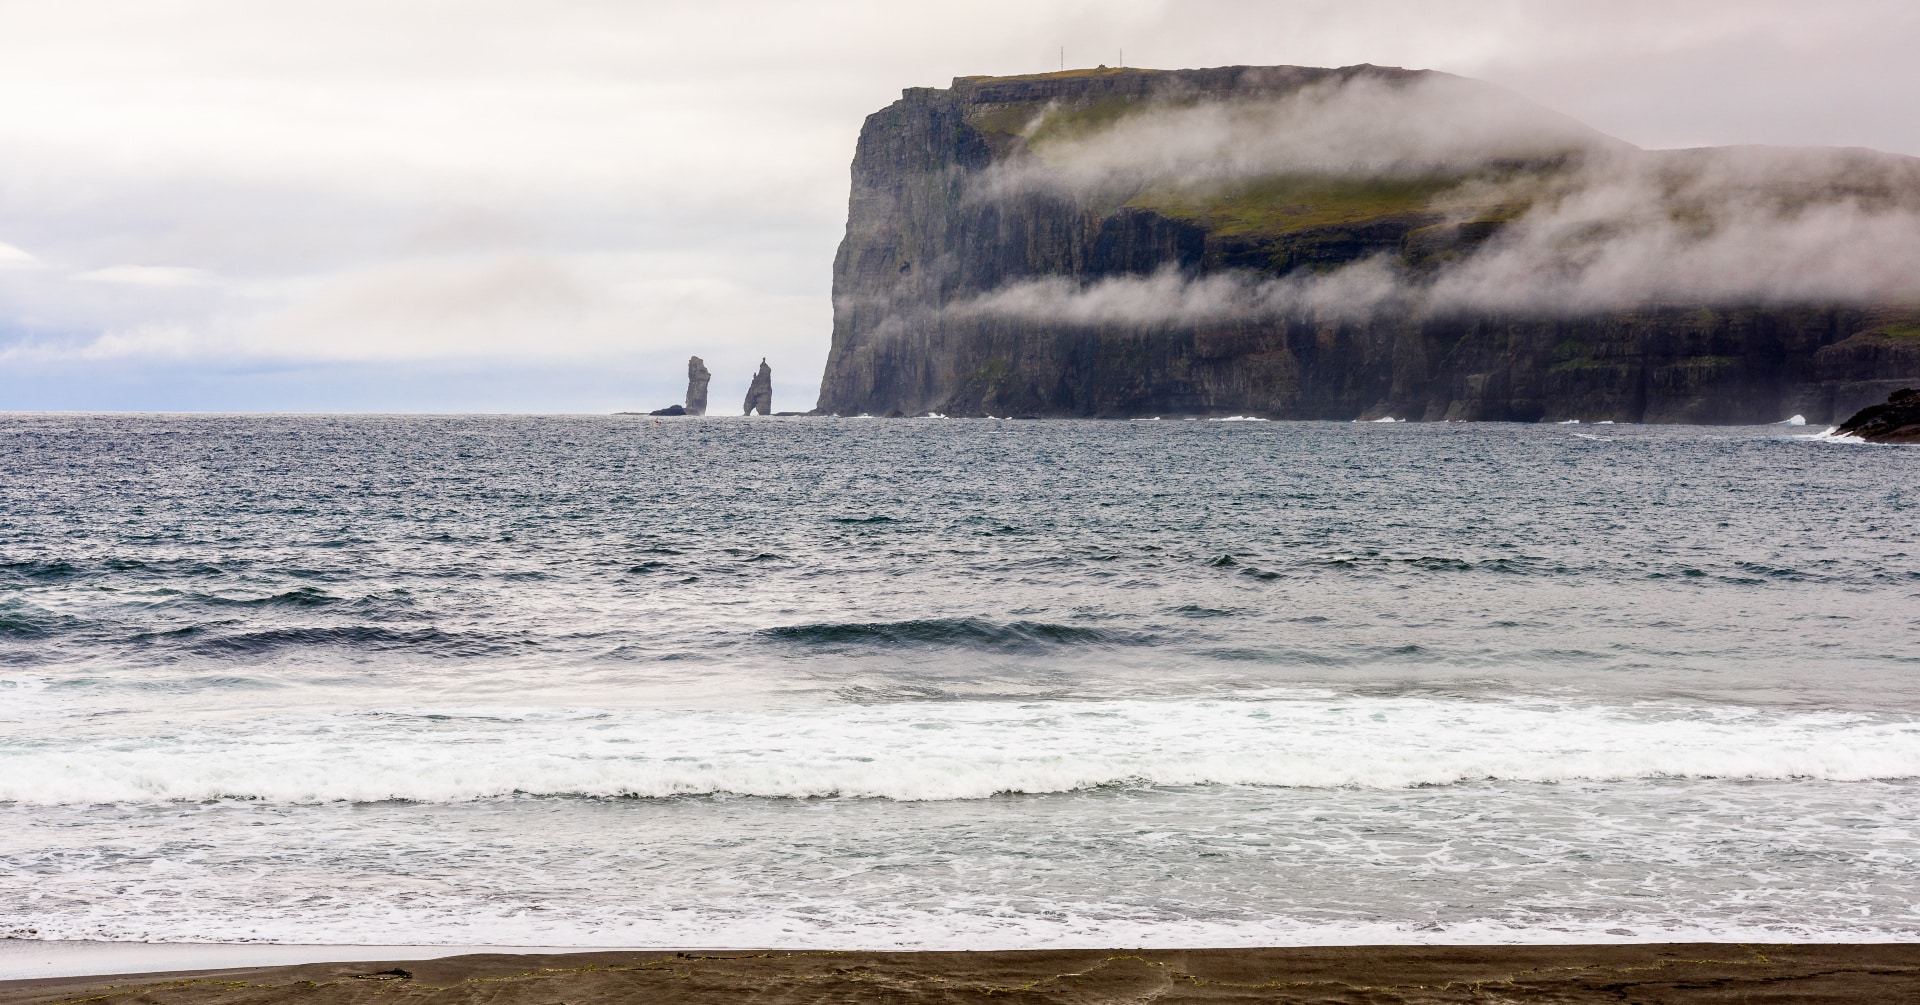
xmin=1 ymin=414 xmax=1916 ymax=948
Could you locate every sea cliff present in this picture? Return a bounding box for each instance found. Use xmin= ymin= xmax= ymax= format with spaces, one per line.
xmin=815 ymin=65 xmax=1920 ymax=421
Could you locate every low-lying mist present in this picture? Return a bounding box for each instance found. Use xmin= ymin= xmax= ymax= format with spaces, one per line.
xmin=957 ymin=73 xmax=1920 ymax=321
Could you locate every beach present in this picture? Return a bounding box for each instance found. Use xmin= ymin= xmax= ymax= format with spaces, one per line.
xmin=6 ymin=5 xmax=1920 ymax=998
xmin=4 ymin=944 xmax=1918 ymax=1003
xmin=4 ymin=418 xmax=1916 ymax=956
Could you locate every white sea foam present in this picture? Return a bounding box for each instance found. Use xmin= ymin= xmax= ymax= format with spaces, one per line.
xmin=1780 ymin=414 xmax=1807 ymax=425
xmin=12 ymin=909 xmax=1910 ymax=952
xmin=1207 ymin=415 xmax=1269 ymax=422
xmin=5 ymin=694 xmax=1916 ymax=805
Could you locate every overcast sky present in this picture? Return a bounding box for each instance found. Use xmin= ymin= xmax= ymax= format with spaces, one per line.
xmin=1 ymin=0 xmax=1916 ymax=413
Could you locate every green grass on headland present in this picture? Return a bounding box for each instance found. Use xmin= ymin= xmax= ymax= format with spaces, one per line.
xmin=1128 ymin=174 xmax=1470 ymax=237
xmin=956 ymin=66 xmax=1151 ymax=86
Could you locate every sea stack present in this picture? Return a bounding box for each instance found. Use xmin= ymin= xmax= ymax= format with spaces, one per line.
xmin=743 ymin=359 xmax=773 ymax=415
xmin=685 ymin=356 xmax=711 ymax=415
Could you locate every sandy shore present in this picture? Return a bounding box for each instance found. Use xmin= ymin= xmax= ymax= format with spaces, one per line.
xmin=0 ymin=943 xmax=600 ymax=983
xmin=2 ymin=944 xmax=1916 ymax=1003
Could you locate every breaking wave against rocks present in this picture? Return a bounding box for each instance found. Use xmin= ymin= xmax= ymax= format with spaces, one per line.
xmin=2 ymin=414 xmax=1917 ymax=947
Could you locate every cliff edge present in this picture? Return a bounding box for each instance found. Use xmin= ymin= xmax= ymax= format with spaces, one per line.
xmin=815 ymin=65 xmax=1920 ymax=421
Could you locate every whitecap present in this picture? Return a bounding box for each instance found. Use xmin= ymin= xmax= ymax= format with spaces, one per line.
xmin=8 ymin=693 xmax=1916 ymax=805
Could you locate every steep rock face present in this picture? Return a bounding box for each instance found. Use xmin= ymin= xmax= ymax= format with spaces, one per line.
xmin=685 ymin=356 xmax=711 ymax=415
xmin=815 ymin=65 xmax=1920 ymax=421
xmin=744 ymin=359 xmax=773 ymax=415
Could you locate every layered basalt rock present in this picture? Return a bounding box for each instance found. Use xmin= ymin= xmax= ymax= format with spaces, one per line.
xmin=814 ymin=64 xmax=1920 ymax=422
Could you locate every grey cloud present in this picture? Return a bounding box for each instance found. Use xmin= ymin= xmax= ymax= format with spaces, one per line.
xmin=76 ymin=266 xmax=218 ymax=288
xmin=3 ymin=1 xmax=1920 ymax=408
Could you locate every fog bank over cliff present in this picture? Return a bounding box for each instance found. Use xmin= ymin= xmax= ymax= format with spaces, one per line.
xmin=959 ymin=74 xmax=1920 ymax=320
xmin=962 ymin=145 xmax=1920 ymax=324
xmin=817 ymin=65 xmax=1920 ymax=422
xmin=984 ymin=73 xmax=1619 ymax=190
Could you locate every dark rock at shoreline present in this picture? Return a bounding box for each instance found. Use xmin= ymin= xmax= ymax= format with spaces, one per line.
xmin=1836 ymin=387 xmax=1920 ymax=443
xmin=648 ymin=404 xmax=687 ymax=416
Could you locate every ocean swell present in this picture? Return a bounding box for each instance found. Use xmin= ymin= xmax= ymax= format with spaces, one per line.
xmin=764 ymin=617 xmax=1153 ymax=651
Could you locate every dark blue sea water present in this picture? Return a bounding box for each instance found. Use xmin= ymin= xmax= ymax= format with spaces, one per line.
xmin=2 ymin=414 xmax=1916 ymax=946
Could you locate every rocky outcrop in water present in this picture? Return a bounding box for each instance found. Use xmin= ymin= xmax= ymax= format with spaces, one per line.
xmin=814 ymin=65 xmax=1920 ymax=422
xmin=685 ymin=356 xmax=711 ymax=415
xmin=648 ymin=404 xmax=687 ymax=416
xmin=1835 ymin=387 xmax=1920 ymax=443
xmin=744 ymin=359 xmax=773 ymax=415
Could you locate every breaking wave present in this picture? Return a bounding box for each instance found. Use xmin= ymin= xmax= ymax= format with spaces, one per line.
xmin=6 ymin=694 xmax=1916 ymax=805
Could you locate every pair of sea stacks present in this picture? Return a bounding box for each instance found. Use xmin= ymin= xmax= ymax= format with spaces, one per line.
xmin=647 ymin=357 xmax=774 ymax=416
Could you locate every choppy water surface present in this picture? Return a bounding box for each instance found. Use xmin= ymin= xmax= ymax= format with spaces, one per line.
xmin=2 ymin=415 xmax=1916 ymax=946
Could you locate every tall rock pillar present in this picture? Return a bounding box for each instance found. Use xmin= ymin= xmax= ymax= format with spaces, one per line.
xmin=743 ymin=359 xmax=773 ymax=415
xmin=684 ymin=356 xmax=711 ymax=415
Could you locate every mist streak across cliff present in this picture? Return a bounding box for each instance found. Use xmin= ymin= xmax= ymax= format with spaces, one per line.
xmin=816 ymin=64 xmax=1920 ymax=421
xmin=976 ymin=71 xmax=1619 ymax=191
xmin=962 ymin=73 xmax=1920 ymax=317
xmin=954 ymin=146 xmax=1920 ymax=324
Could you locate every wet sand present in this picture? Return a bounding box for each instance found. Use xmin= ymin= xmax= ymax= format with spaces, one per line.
xmin=2 ymin=944 xmax=1916 ymax=1003
xmin=0 ymin=943 xmax=594 ymax=983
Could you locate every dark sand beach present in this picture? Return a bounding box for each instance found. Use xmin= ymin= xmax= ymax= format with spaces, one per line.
xmin=3 ymin=945 xmax=1916 ymax=1004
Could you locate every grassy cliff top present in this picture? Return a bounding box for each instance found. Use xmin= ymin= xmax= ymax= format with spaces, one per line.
xmin=941 ymin=65 xmax=1920 ymax=252
xmin=953 ymin=66 xmax=1148 ymax=86
xmin=1127 ymin=174 xmax=1485 ymax=237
